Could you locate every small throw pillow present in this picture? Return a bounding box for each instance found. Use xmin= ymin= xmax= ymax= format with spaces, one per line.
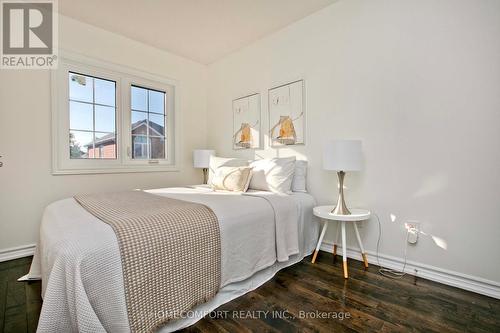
xmin=211 ymin=166 xmax=253 ymax=192
xmin=292 ymin=160 xmax=308 ymax=192
xmin=249 ymin=156 xmax=296 ymax=193
xmin=208 ymin=156 xmax=248 ymax=185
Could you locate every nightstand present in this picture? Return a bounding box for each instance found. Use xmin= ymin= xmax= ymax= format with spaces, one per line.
xmin=311 ymin=206 xmax=371 ymax=279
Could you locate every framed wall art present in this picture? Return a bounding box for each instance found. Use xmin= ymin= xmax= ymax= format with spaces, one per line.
xmin=232 ymin=93 xmax=261 ymax=150
xmin=268 ymin=79 xmax=305 ymax=147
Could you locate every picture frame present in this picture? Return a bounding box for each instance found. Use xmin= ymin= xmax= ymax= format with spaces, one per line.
xmin=268 ymin=79 xmax=305 ymax=147
xmin=232 ymin=93 xmax=261 ymax=150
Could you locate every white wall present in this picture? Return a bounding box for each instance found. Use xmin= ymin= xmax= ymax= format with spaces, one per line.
xmin=0 ymin=16 xmax=208 ymax=251
xmin=207 ymin=0 xmax=500 ymax=283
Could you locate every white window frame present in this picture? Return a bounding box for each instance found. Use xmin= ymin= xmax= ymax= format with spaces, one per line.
xmin=51 ymin=51 xmax=179 ymax=175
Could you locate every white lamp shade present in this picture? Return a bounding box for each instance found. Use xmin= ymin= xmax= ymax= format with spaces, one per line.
xmin=193 ymin=150 xmax=215 ymax=168
xmin=323 ymin=140 xmax=363 ymax=171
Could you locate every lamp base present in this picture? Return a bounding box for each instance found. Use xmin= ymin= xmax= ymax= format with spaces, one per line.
xmin=331 ymin=171 xmax=351 ymax=215
xmin=202 ymin=168 xmax=208 ymax=184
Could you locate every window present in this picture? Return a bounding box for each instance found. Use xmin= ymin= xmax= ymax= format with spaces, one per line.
xmin=130 ymin=86 xmax=166 ymax=160
xmin=52 ymin=53 xmax=178 ymax=174
xmin=68 ymin=72 xmax=117 ymax=159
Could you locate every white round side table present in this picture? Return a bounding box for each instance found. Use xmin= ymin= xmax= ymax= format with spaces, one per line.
xmin=312 ymin=206 xmax=371 ymax=279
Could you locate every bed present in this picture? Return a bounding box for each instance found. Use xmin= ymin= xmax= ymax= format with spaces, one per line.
xmin=26 ymin=186 xmax=318 ymax=332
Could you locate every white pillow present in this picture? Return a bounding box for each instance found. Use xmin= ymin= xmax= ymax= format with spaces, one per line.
xmin=292 ymin=160 xmax=308 ymax=192
xmin=211 ymin=166 xmax=253 ymax=192
xmin=208 ymin=156 xmax=248 ymax=185
xmin=249 ymin=156 xmax=296 ymax=193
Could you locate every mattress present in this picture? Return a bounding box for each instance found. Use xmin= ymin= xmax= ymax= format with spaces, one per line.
xmin=26 ymin=186 xmax=319 ymax=332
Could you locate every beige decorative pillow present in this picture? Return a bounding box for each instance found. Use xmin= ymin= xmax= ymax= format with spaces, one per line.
xmin=211 ymin=166 xmax=253 ymax=192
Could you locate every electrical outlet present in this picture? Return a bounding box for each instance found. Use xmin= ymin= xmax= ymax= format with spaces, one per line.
xmin=405 ymin=221 xmax=420 ymax=244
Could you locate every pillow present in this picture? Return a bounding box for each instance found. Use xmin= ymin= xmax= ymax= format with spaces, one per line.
xmin=292 ymin=160 xmax=308 ymax=192
xmin=208 ymin=156 xmax=248 ymax=185
xmin=211 ymin=166 xmax=253 ymax=192
xmin=249 ymin=156 xmax=296 ymax=193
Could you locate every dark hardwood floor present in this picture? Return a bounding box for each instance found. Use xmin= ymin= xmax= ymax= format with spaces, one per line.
xmin=0 ymin=257 xmax=41 ymax=333
xmin=1 ymin=254 xmax=499 ymax=332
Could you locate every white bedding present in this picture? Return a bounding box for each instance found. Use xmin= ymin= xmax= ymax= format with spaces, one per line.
xmin=26 ymin=187 xmax=318 ymax=332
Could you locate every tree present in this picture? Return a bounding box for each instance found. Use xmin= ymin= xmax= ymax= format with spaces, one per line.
xmin=69 ymin=132 xmax=84 ymax=158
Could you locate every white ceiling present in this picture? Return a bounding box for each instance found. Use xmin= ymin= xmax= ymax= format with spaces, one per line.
xmin=59 ymin=0 xmax=336 ymax=64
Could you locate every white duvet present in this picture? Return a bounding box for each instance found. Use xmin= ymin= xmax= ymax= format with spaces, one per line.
xmin=26 ymin=187 xmax=318 ymax=332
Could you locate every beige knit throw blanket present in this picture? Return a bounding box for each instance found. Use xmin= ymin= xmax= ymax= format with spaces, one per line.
xmin=74 ymin=191 xmax=221 ymax=333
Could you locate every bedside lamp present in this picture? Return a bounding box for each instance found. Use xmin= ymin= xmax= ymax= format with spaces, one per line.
xmin=323 ymin=140 xmax=362 ymax=215
xmin=193 ymin=149 xmax=215 ymax=184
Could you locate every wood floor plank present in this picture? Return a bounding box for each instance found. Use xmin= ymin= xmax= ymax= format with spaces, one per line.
xmin=3 ymin=305 xmax=27 ymax=333
xmin=0 ymin=269 xmax=8 ymax=333
xmin=25 ymin=282 xmax=42 ymax=333
xmin=0 ymin=258 xmax=32 ymax=272
xmin=3 ymin=264 xmax=30 ymax=333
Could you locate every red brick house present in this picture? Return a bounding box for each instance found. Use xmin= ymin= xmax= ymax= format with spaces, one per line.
xmin=85 ymin=119 xmax=165 ymax=159
xmin=86 ymin=133 xmax=117 ymax=159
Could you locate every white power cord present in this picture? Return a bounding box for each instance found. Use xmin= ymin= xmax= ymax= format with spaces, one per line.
xmin=373 ymin=213 xmax=408 ymax=279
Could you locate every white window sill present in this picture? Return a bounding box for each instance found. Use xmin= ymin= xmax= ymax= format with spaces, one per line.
xmin=52 ymin=166 xmax=180 ymax=175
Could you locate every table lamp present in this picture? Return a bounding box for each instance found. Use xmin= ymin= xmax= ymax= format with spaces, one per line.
xmin=193 ymin=149 xmax=215 ymax=184
xmin=323 ymin=140 xmax=362 ymax=215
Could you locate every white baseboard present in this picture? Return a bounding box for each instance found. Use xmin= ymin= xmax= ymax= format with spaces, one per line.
xmin=0 ymin=244 xmax=36 ymax=262
xmin=319 ymin=241 xmax=500 ymax=299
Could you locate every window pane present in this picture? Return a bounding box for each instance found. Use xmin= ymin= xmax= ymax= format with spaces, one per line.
xmin=94 ymin=78 xmax=115 ymax=106
xmin=149 ymin=90 xmax=165 ymax=114
xmin=150 ymin=136 xmax=165 ymax=159
xmin=69 ymin=101 xmax=93 ymax=131
xmin=131 ymin=111 xmax=147 ymax=135
xmin=130 ymin=85 xmax=167 ymax=161
xmin=132 ymin=135 xmax=148 ymax=159
xmin=94 ymin=132 xmax=116 ymax=159
xmin=131 ymin=86 xmax=147 ymax=111
xmin=70 ymin=130 xmax=92 ymax=159
xmin=148 ymin=113 xmax=165 ymax=136
xmin=69 ymin=73 xmax=93 ymax=103
xmin=95 ymin=105 xmax=115 ymax=133
xmin=68 ymin=72 xmax=117 ymax=160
